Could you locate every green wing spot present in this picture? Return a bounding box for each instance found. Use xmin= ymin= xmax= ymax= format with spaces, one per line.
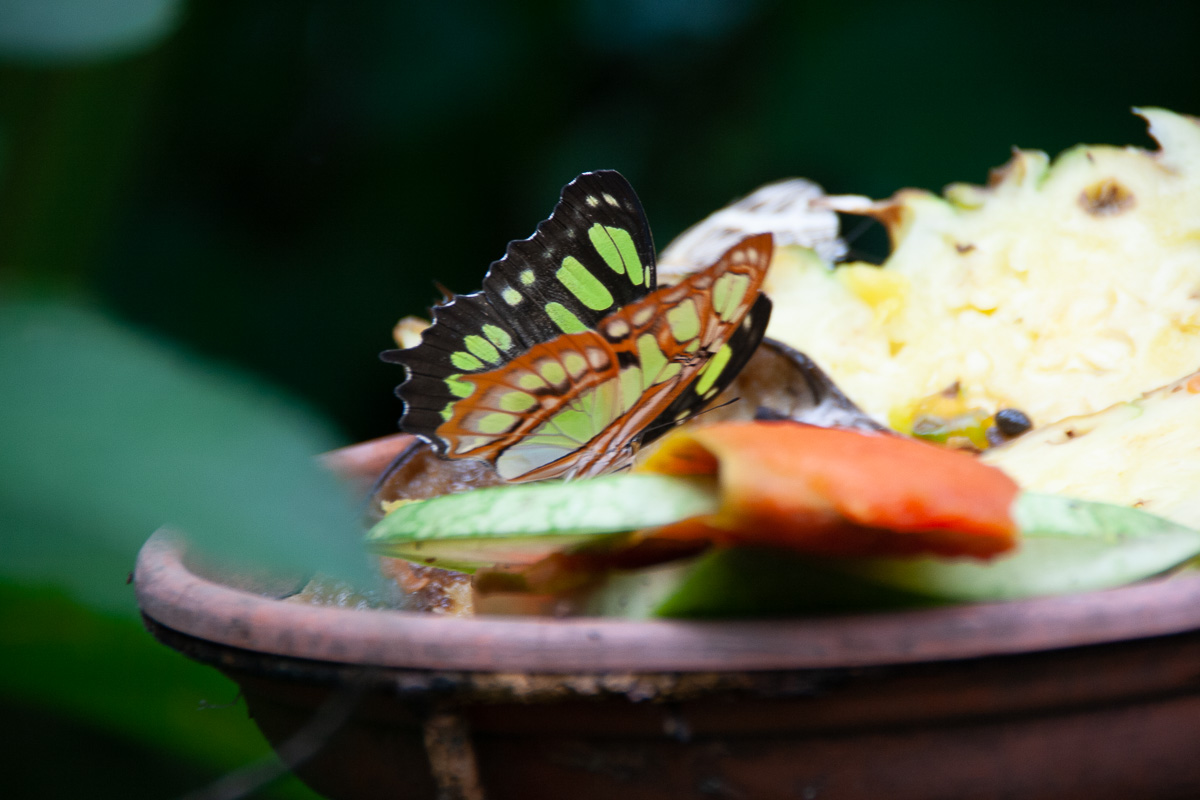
xmin=451 ymin=351 xmax=484 ymax=371
xmin=502 ymin=287 xmax=523 ymax=306
xmin=440 ymin=405 xmax=454 ymax=422
xmin=477 ymin=412 xmax=518 ymax=434
xmin=483 ymin=325 xmax=513 ymax=350
xmin=637 ymin=334 xmax=667 ymax=390
xmin=523 ymin=430 xmax=578 ymax=448
xmin=557 ymin=256 xmax=615 ymax=311
xmin=588 ymin=224 xmax=624 ymax=277
xmin=445 ymin=375 xmax=475 ymax=398
xmin=545 ymin=302 xmax=588 ymax=334
xmin=591 ymin=377 xmax=620 ymax=421
xmin=588 ymin=223 xmax=644 ymax=286
xmin=464 ymin=335 xmax=501 ymax=364
xmin=712 ymin=274 xmax=731 ymax=316
xmin=666 ymin=300 xmax=701 ymax=343
xmin=499 ymin=391 xmax=537 ymax=412
xmin=655 ymin=361 xmax=682 ymax=384
xmin=713 ymin=273 xmax=749 ymax=321
xmin=694 ymin=344 xmax=732 ymax=396
xmin=520 ymin=269 xmax=536 ymax=286
xmin=518 ymin=372 xmax=547 ymax=391
xmin=540 ymin=361 xmax=567 ymax=385
xmin=563 ymin=351 xmax=588 ymax=378
xmin=619 ymin=366 xmax=643 ymax=412
xmin=549 ymin=406 xmax=596 ymax=443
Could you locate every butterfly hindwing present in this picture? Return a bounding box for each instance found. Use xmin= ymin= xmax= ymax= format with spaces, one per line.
xmin=517 ymin=232 xmax=773 ymax=479
xmin=414 ymin=233 xmax=774 ymax=482
xmin=639 ymin=291 xmax=773 ymax=449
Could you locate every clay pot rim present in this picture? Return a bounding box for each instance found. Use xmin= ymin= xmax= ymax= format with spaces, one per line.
xmin=135 ymin=529 xmax=1200 ymax=674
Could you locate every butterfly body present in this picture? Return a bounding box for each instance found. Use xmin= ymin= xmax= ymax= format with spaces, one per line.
xmin=385 ymin=171 xmax=773 ymax=482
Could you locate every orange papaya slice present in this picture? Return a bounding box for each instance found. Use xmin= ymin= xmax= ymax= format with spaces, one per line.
xmin=639 ymin=421 xmax=1019 ymax=559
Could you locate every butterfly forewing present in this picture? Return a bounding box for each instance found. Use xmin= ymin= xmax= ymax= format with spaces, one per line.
xmin=385 ymin=171 xmax=655 ymax=452
xmin=480 ymin=170 xmax=656 ymax=347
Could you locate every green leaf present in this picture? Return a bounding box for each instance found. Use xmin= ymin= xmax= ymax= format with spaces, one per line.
xmin=364 ymin=473 xmax=718 ymax=571
xmin=0 ymin=297 xmax=370 ymax=615
xmin=0 ymin=0 xmax=184 ymax=63
xmin=844 ymin=492 xmax=1200 ymax=601
xmin=0 ymin=583 xmax=321 ymax=798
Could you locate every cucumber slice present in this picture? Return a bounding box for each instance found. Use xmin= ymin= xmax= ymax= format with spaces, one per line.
xmin=582 ymin=548 xmax=934 ymax=619
xmin=364 ymin=472 xmax=718 ymax=572
xmin=844 ymin=492 xmax=1200 ymax=601
xmin=583 ymin=493 xmax=1200 ymax=617
xmin=367 ymin=472 xmax=1200 ymax=608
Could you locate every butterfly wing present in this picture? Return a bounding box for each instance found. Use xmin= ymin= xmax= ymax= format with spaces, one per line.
xmin=638 ymin=291 xmax=773 ymax=449
xmin=385 ymin=170 xmax=656 ymax=459
xmin=425 ymin=233 xmax=775 ymax=482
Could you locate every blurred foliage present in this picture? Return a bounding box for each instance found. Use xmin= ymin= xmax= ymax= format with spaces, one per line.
xmin=3 ymin=0 xmax=1198 ymax=442
xmin=0 ymin=0 xmax=184 ymax=63
xmin=0 ymin=294 xmax=362 ymax=799
xmin=0 ymin=583 xmax=319 ymax=798
xmin=0 ymin=296 xmax=371 ymax=609
xmin=1 ymin=0 xmax=1198 ymax=797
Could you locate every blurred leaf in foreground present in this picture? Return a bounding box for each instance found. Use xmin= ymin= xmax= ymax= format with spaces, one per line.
xmin=0 ymin=0 xmax=185 ymax=64
xmin=0 ymin=295 xmax=370 ymax=615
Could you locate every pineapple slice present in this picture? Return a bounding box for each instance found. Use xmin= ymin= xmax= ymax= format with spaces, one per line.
xmin=764 ymin=108 xmax=1200 ymax=430
xmin=982 ymin=371 xmax=1200 ymax=529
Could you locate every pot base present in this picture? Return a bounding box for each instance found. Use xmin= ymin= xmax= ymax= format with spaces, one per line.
xmin=144 ymin=613 xmax=1200 ymax=800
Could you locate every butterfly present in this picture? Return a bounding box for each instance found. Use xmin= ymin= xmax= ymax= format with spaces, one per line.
xmin=383 ymin=170 xmax=773 ymax=482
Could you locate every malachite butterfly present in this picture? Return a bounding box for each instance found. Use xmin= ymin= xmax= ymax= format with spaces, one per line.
xmin=383 ymin=170 xmax=773 ymax=482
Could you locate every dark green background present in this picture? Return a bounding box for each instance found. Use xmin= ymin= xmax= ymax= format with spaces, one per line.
xmin=2 ymin=0 xmax=1197 ymax=797
xmin=11 ymin=0 xmax=1200 ymax=443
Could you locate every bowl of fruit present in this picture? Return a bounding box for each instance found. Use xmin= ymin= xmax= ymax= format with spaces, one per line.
xmin=137 ymin=108 xmax=1200 ymax=800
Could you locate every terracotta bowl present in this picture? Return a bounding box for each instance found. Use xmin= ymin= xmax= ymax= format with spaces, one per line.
xmin=136 ymin=434 xmax=1200 ymax=800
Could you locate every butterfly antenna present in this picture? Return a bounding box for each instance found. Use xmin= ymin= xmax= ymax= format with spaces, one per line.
xmin=638 ymin=396 xmax=744 ymax=441
xmin=431 ymin=280 xmax=457 ymax=307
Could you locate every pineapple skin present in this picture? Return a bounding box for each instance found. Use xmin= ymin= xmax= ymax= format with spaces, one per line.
xmin=764 ymin=108 xmax=1200 ymax=430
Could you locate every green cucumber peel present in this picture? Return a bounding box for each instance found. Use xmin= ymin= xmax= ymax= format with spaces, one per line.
xmin=583 ymin=548 xmax=937 ymax=619
xmin=842 ymin=492 xmax=1200 ymax=602
xmin=366 ymin=473 xmax=1200 ymax=608
xmin=584 ymin=493 xmax=1200 ymax=618
xmin=364 ymin=472 xmax=718 ymax=572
